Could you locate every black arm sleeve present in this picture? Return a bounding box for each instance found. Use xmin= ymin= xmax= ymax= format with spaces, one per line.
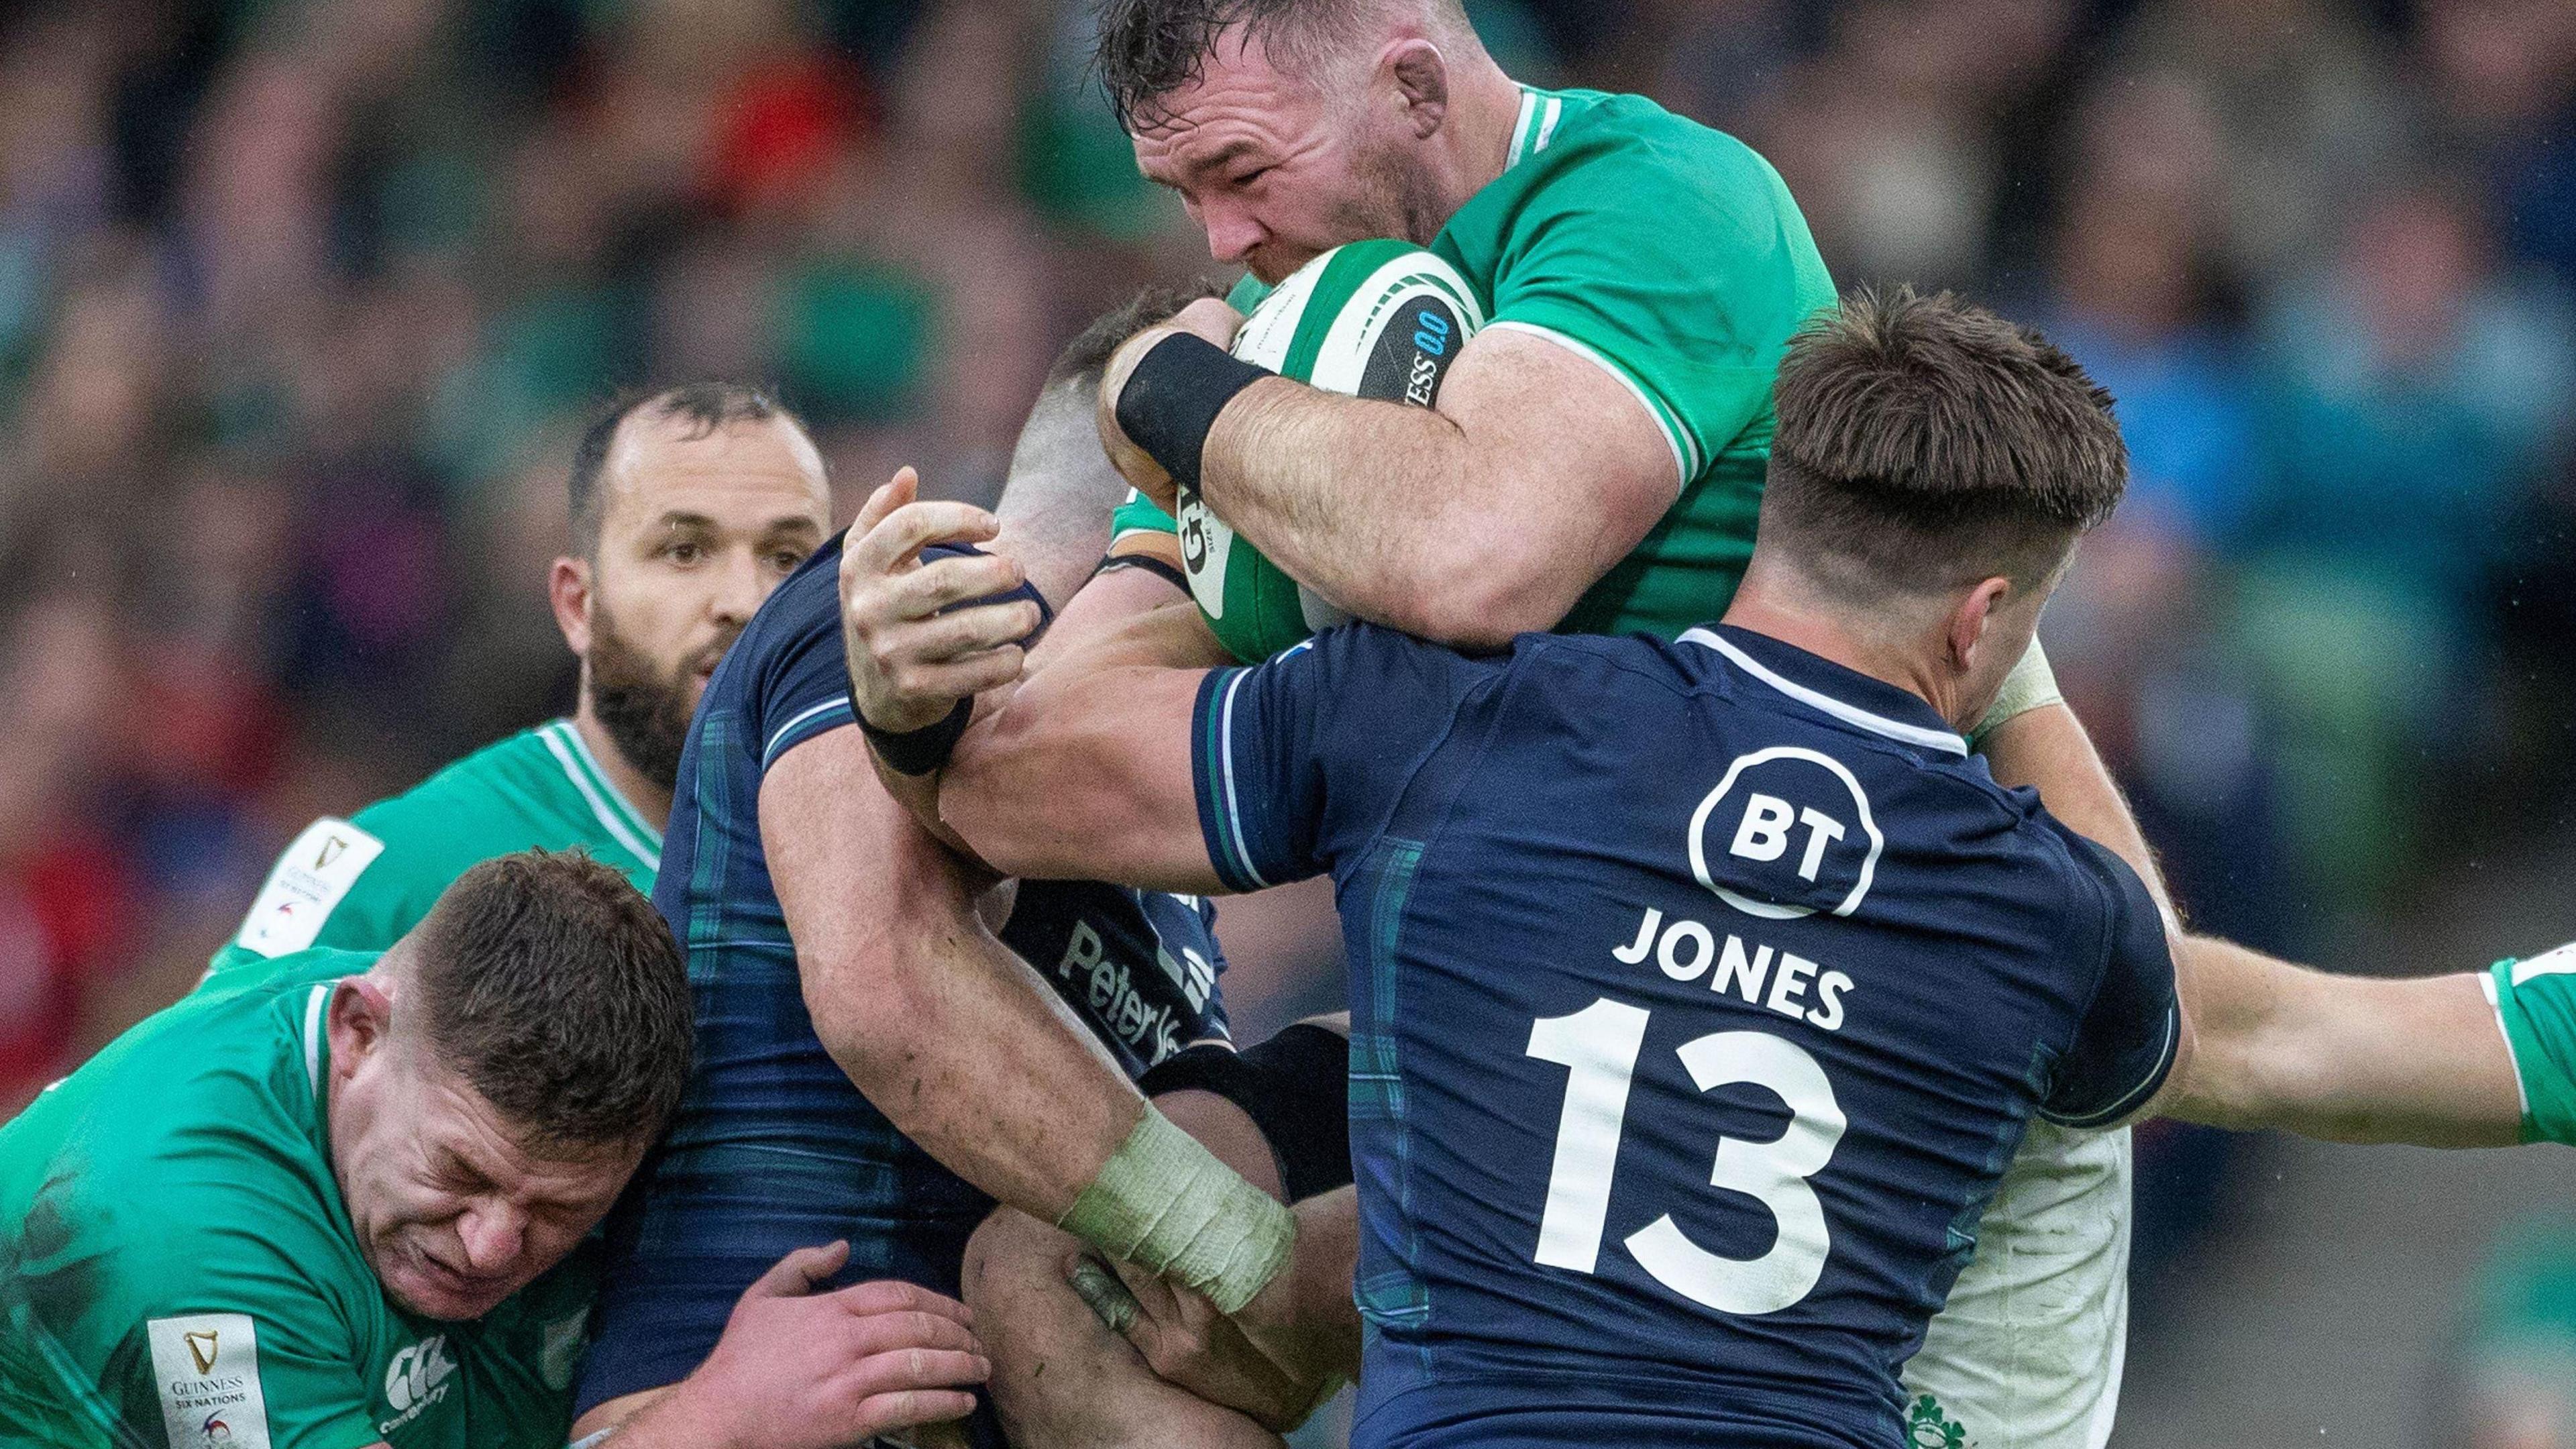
xmin=2041 ymin=835 xmax=2181 ymax=1129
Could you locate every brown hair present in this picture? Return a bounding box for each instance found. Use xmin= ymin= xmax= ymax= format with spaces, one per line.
xmin=1760 ymin=285 xmax=2127 ymax=599
xmin=408 ymin=850 xmax=693 ymax=1157
xmin=1093 ymin=0 xmax=1469 ymax=131
xmin=568 ymin=383 xmax=820 ymax=556
xmin=1046 ymin=283 xmax=1222 ymax=389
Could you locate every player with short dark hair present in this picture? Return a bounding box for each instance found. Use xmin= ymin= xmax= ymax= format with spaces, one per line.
xmin=214 ymin=384 xmax=831 ymax=973
xmin=0 ymin=850 xmax=989 ymax=1449
xmin=921 ymin=287 xmax=2186 ymax=1449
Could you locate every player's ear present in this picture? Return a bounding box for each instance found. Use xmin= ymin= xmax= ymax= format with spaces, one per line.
xmin=1945 ymin=576 xmax=2013 ymax=676
xmin=1386 ymin=40 xmax=1448 ymax=138
xmin=550 ymin=555 xmax=594 ymax=657
xmin=327 ymin=975 xmax=396 ymax=1076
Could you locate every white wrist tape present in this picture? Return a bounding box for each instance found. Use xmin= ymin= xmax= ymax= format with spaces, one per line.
xmin=1973 ymin=638 xmax=2063 ymax=743
xmin=1057 ymin=1107 xmax=1294 ymax=1314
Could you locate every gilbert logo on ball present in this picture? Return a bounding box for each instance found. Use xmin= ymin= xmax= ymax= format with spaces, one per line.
xmin=1179 ymin=239 xmax=1484 ymax=662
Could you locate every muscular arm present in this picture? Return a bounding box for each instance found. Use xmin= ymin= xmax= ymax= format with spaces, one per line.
xmin=1982 ymin=700 xmax=2520 ymax=1142
xmin=767 ymin=731 xmax=1146 ymax=1219
xmin=938 ymin=606 xmax=1229 ymax=894
xmin=1193 ymin=327 xmax=1677 ymax=649
xmin=2160 ymin=937 xmax=2520 ymax=1146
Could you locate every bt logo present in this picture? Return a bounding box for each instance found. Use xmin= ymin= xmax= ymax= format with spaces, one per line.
xmin=1688 ymin=747 xmax=1884 ymax=920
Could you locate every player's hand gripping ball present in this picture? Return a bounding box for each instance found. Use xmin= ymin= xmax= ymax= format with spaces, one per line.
xmin=1183 ymin=240 xmax=1483 ymax=662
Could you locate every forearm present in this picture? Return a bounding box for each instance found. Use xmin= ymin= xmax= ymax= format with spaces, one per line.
xmin=942 ymin=606 xmax=1231 ymax=893
xmin=1203 ymin=383 xmax=1571 ymax=646
xmin=771 ymin=735 xmax=1146 ymax=1220
xmin=1281 ymin=1189 xmax=1364 ymax=1381
xmin=808 ymin=808 xmax=1145 ymax=1218
xmin=2163 ymin=936 xmax=2520 ymax=1146
xmin=590 ymin=1383 xmax=725 ymax=1449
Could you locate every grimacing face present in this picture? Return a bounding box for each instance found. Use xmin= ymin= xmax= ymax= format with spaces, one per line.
xmin=1130 ymin=30 xmax=1445 ymax=284
xmin=566 ymin=411 xmax=833 ymax=785
xmin=325 ymin=980 xmax=638 ymax=1322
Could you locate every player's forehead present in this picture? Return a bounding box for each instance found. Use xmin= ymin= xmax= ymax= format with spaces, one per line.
xmin=413 ymin=1059 xmax=633 ymax=1205
xmin=1130 ymin=33 xmax=1334 ymax=181
xmin=599 ymin=410 xmax=831 ymax=535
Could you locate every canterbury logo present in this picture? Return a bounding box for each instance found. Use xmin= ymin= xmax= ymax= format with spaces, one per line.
xmin=184 ymin=1330 xmax=219 ymax=1376
xmin=384 ymin=1336 xmax=455 ymax=1413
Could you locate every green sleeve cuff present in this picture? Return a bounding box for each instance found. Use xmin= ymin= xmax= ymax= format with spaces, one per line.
xmin=1110 ymin=488 xmax=1179 ymax=541
xmin=2487 ymin=957 xmax=2576 ymax=1144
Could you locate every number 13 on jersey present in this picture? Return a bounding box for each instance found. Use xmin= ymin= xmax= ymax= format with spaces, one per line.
xmin=1525 ymin=997 xmax=1847 ymax=1316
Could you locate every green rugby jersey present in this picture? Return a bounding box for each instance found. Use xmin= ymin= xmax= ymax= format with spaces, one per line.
xmin=2485 ymin=947 xmax=2576 ymax=1142
xmin=0 ymin=951 xmax=596 ymax=1449
xmin=215 ymin=720 xmax=661 ymax=975
xmin=1112 ymin=82 xmax=1836 ymax=642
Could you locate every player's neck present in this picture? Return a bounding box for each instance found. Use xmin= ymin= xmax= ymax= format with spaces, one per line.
xmin=570 ymin=701 xmax=674 ymax=831
xmin=1719 ymin=592 xmax=1970 ymax=731
xmin=1447 ymin=57 xmax=1531 ymax=210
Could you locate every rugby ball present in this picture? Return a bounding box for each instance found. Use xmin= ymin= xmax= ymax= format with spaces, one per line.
xmin=1179 ymin=239 xmax=1483 ymax=662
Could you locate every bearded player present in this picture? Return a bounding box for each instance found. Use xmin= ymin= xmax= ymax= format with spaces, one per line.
xmin=565 ymin=298 xmax=1320 ymax=1449
xmin=840 ymin=1 xmax=2170 ymax=1445
xmin=217 ymin=384 xmax=830 ymax=971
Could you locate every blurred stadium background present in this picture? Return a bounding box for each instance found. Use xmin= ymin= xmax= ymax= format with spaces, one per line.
xmin=0 ymin=0 xmax=2571 ymax=1442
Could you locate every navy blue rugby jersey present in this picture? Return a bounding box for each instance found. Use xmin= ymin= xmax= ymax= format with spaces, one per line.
xmin=577 ymin=535 xmax=1230 ymax=1414
xmin=1190 ymin=621 xmax=2176 ymax=1449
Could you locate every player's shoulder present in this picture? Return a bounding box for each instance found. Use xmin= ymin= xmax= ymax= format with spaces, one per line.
xmin=723 ymin=529 xmax=849 ymax=697
xmin=1516 ymin=87 xmax=1794 ymax=225
xmin=1624 ymin=625 xmax=2089 ymax=849
xmin=354 ymin=722 xmax=579 ymax=843
xmin=17 ymin=953 xmax=356 ymax=1246
xmin=714 ymin=529 xmax=856 ymax=765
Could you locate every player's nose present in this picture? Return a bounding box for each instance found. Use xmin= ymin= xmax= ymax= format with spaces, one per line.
xmin=455 ymin=1202 xmax=525 ymax=1273
xmin=1201 ymin=203 xmax=1265 ymax=267
xmin=710 ymin=547 xmax=765 ymax=625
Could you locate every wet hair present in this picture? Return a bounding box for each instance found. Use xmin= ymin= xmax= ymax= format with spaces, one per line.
xmin=567 ymin=383 xmax=820 ymax=555
xmin=1046 ymin=282 xmax=1222 ymax=389
xmin=1759 ymin=285 xmax=2127 ymax=600
xmin=1093 ymin=0 xmax=1471 ymax=131
xmin=408 ymin=850 xmax=693 ymax=1157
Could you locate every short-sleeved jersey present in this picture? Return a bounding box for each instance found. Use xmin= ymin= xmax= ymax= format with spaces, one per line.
xmin=211 ymin=720 xmax=661 ymax=974
xmin=1112 ymin=83 xmax=1835 ymax=640
xmin=0 ymin=951 xmax=597 ymax=1449
xmin=578 ymin=535 xmax=1232 ymax=1413
xmin=2483 ymin=945 xmax=2576 ymax=1143
xmin=1188 ymin=623 xmax=2178 ymax=1448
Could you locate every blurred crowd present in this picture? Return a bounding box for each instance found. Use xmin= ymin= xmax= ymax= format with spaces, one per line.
xmin=1 ymin=0 xmax=2573 ymax=1390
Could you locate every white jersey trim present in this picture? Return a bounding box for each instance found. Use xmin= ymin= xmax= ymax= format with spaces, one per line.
xmin=1215 ymin=669 xmax=1273 ymax=890
xmin=2479 ymin=970 xmax=2534 ymax=1123
xmin=302 ymin=984 xmax=329 ymax=1094
xmin=1533 ymin=93 xmax=1564 ymax=155
xmin=1482 ymin=321 xmax=1693 ymax=490
xmin=765 ymin=695 xmax=853 ymax=766
xmin=1680 ymin=629 xmax=1970 ymax=756
xmin=540 ymin=722 xmax=663 ymax=873
xmin=1507 ymin=89 xmax=1539 ymax=168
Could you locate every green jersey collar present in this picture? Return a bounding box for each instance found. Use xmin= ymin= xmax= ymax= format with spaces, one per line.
xmin=1506 ymin=85 xmax=1569 ymax=170
xmin=539 ymin=719 xmax=665 ymax=871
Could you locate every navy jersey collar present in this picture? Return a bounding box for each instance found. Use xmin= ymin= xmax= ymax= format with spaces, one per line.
xmin=1680 ymin=625 xmax=1970 ymax=757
